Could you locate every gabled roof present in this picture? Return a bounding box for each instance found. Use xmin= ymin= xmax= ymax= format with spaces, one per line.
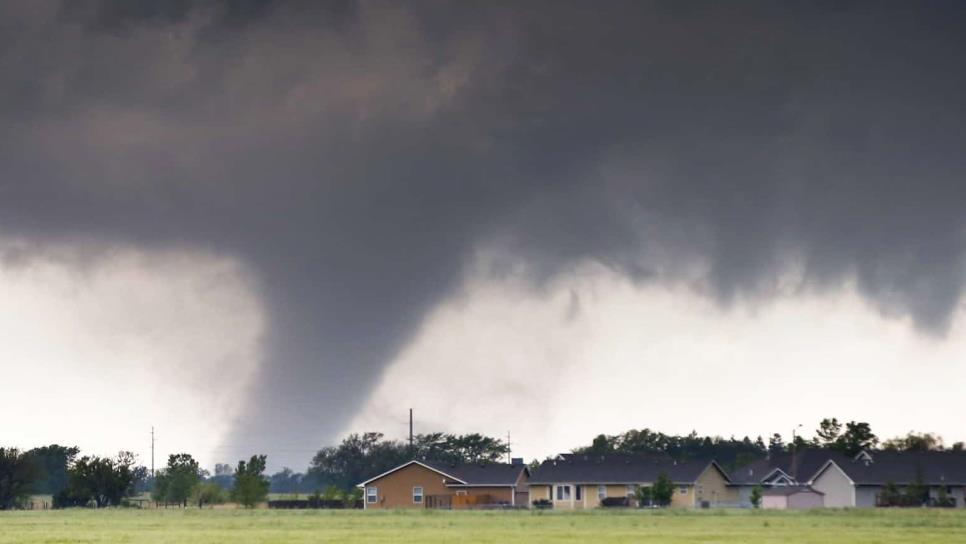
xmin=356 ymin=459 xmax=527 ymax=488
xmin=528 ymin=453 xmax=729 ymax=485
xmin=816 ymin=451 xmax=966 ymax=486
xmin=728 ymin=449 xmax=853 ymax=485
xmin=356 ymin=460 xmax=466 ymax=488
xmin=423 ymin=460 xmax=529 ymax=487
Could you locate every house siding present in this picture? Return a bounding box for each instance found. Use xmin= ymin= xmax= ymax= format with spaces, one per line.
xmin=529 ymin=484 xmax=552 ymax=505
xmin=693 ymin=464 xmax=737 ymax=507
xmin=854 ymin=486 xmax=878 ymax=508
xmin=761 ymin=495 xmax=787 ymax=509
xmin=812 ymin=463 xmax=854 ymax=507
xmin=788 ymin=492 xmax=824 ymax=509
xmin=363 ymin=463 xmax=452 ymax=509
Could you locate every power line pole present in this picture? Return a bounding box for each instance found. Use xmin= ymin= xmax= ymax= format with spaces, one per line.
xmin=409 ymin=409 xmax=414 ymax=452
xmin=507 ymin=431 xmax=511 ymax=464
xmin=151 ymin=426 xmax=155 ymax=478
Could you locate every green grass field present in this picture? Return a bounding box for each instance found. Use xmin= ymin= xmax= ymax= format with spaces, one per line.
xmin=2 ymin=508 xmax=966 ymax=543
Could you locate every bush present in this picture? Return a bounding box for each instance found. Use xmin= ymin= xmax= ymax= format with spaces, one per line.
xmin=532 ymin=498 xmax=552 ymax=509
xmin=750 ymin=485 xmax=763 ymax=509
xmin=600 ymin=496 xmax=629 ymax=507
xmin=192 ymin=482 xmax=227 ymax=507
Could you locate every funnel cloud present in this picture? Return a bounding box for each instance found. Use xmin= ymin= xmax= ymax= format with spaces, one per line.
xmin=2 ymin=1 xmax=966 ymax=466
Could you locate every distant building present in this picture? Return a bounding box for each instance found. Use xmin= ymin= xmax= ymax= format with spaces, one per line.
xmin=812 ymin=450 xmax=966 ymax=508
xmin=727 ymin=449 xmax=853 ymax=507
xmin=356 ymin=459 xmax=529 ymax=509
xmin=527 ymin=453 xmax=735 ymax=508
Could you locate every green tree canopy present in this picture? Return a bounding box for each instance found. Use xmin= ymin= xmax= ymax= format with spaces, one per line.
xmin=0 ymin=448 xmax=40 ymax=510
xmin=160 ymin=453 xmax=201 ymax=507
xmin=232 ymin=455 xmax=269 ymax=508
xmin=56 ymin=452 xmax=137 ymax=508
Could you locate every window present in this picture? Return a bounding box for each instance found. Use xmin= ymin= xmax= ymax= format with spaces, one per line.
xmin=626 ymin=484 xmax=638 ymax=497
xmin=598 ymin=485 xmax=607 ymax=500
xmin=366 ymin=487 xmax=378 ymax=504
xmin=412 ymin=486 xmax=423 ymax=504
xmin=678 ymin=486 xmax=688 ymax=494
xmin=556 ymin=485 xmax=572 ymax=501
xmin=576 ymin=485 xmax=582 ymax=501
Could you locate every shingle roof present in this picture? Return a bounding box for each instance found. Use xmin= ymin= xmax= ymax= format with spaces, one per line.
xmin=761 ymin=485 xmax=824 ymax=496
xmin=826 ymin=451 xmax=966 ymax=485
xmin=422 ymin=460 xmax=527 ymax=486
xmin=728 ymin=449 xmax=854 ymax=485
xmin=528 ymin=453 xmax=726 ymax=485
xmin=357 ymin=460 xmax=526 ymax=487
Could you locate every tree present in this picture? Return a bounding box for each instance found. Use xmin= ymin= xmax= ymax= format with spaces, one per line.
xmin=651 ymin=472 xmax=674 ymax=507
xmin=192 ymin=482 xmax=227 ymax=508
xmin=750 ymin=485 xmax=763 ymax=509
xmin=56 ymin=452 xmax=137 ymax=508
xmin=309 ymin=432 xmax=409 ymax=491
xmin=815 ymin=418 xmax=842 ymax=447
xmin=129 ymin=465 xmax=150 ymax=495
xmin=269 ymin=467 xmax=304 ymax=494
xmin=768 ymin=434 xmax=784 ymax=456
xmin=833 ymin=422 xmax=878 ymax=455
xmin=163 ymin=453 xmax=200 ymax=507
xmin=0 ymin=448 xmax=40 ymax=510
xmin=882 ymin=432 xmax=944 ymax=452
xmin=26 ymin=444 xmax=79 ymax=496
xmin=232 ymin=455 xmax=269 ymax=508
xmin=880 ymin=481 xmax=900 ymax=506
xmin=342 ymin=487 xmax=362 ymax=509
xmin=903 ymin=468 xmax=928 ymax=506
xmin=151 ymin=470 xmax=169 ymax=504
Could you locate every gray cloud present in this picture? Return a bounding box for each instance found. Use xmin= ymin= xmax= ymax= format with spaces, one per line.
xmin=2 ymin=0 xmax=965 ymax=465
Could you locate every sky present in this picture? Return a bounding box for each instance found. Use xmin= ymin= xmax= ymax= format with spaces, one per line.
xmin=2 ymin=0 xmax=966 ymax=471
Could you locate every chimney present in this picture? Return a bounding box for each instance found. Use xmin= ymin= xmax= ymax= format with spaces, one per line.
xmin=511 ymin=457 xmax=523 ymax=466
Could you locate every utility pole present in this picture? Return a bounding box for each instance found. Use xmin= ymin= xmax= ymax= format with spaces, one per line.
xmin=150 ymin=426 xmax=155 ymax=478
xmin=409 ymin=409 xmax=414 ymax=451
xmin=507 ymin=431 xmax=511 ymax=464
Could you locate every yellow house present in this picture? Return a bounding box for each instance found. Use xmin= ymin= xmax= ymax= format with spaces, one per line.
xmin=528 ymin=454 xmax=736 ymax=509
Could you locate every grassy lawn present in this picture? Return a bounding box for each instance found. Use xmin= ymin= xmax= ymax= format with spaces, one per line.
xmin=2 ymin=508 xmax=966 ymax=543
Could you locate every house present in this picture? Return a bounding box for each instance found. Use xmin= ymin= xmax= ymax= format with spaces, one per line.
xmin=811 ymin=450 xmax=966 ymax=508
xmin=528 ymin=453 xmax=736 ymax=509
xmin=728 ymin=449 xmax=853 ymax=507
xmin=357 ymin=459 xmax=529 ymax=509
xmin=761 ymin=486 xmax=824 ymax=509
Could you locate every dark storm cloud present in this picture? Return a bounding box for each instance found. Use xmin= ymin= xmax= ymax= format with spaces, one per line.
xmin=2 ymin=0 xmax=965 ymax=464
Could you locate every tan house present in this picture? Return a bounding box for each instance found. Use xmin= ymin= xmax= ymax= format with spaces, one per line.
xmin=811 ymin=450 xmax=966 ymax=508
xmin=528 ymin=454 xmax=735 ymax=509
xmin=357 ymin=459 xmax=529 ymax=509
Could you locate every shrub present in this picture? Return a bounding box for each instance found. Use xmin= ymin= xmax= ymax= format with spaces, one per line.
xmin=750 ymin=485 xmax=763 ymax=509
xmin=532 ymin=498 xmax=552 ymax=509
xmin=600 ymin=496 xmax=629 ymax=507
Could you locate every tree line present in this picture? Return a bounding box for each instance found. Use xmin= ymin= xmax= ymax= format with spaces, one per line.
xmin=0 ymin=445 xmax=270 ymax=510
xmin=574 ymin=418 xmax=965 ymax=470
